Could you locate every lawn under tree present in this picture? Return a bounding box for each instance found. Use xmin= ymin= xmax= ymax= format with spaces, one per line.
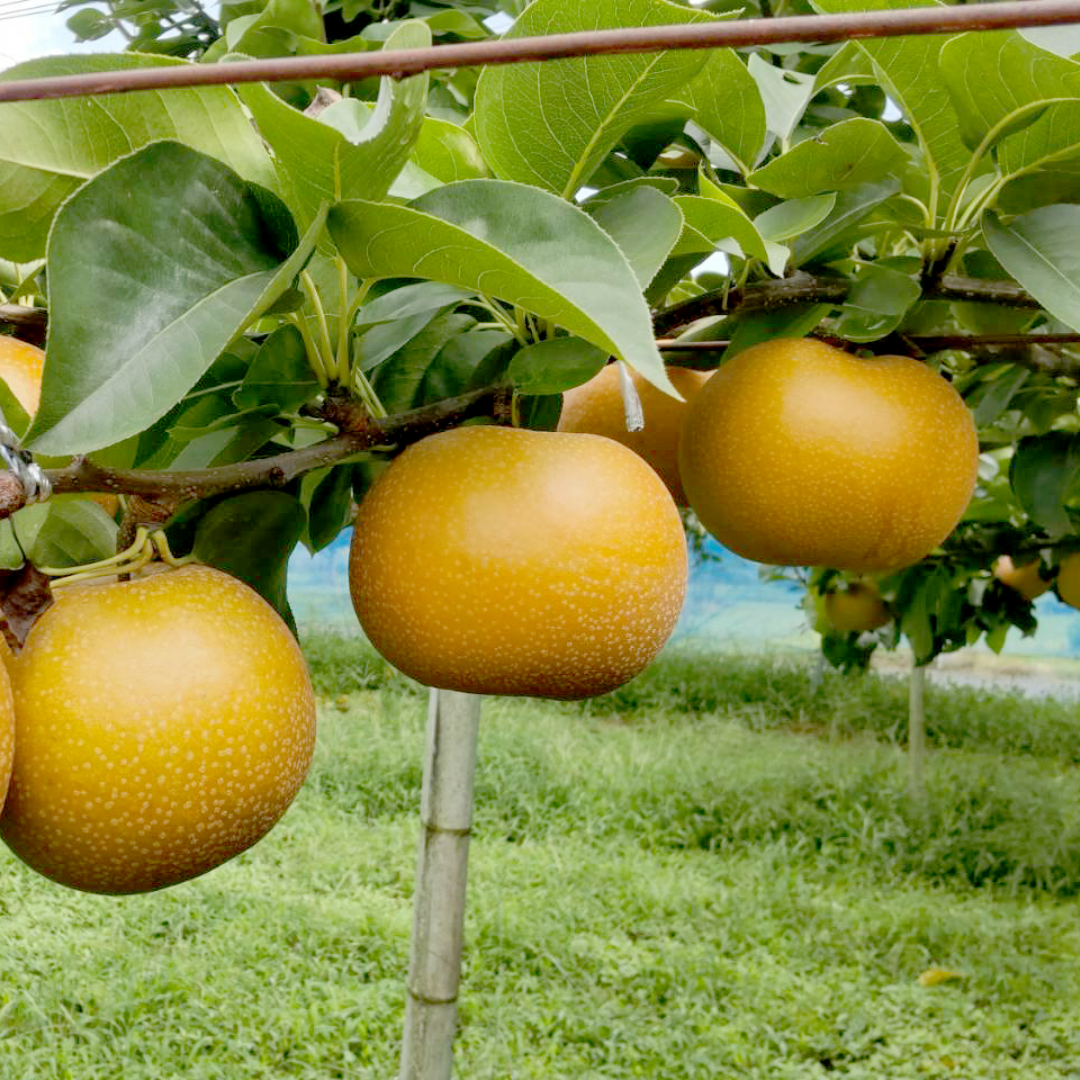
xmin=2 ymin=636 xmax=1078 ymax=1080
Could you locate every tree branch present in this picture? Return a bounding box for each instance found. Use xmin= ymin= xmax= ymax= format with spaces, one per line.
xmin=652 ymin=274 xmax=1041 ymax=335
xmin=1 ymin=0 xmax=1079 ymax=102
xmin=657 ymin=336 xmax=1080 ymax=377
xmin=0 ymin=306 xmax=47 ymax=348
xmin=0 ymin=384 xmax=512 ymax=519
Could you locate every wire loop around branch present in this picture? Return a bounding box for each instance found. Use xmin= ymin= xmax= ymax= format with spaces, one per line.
xmin=0 ymin=413 xmax=50 ymax=505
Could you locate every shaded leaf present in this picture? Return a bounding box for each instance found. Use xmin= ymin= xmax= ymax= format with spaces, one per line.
xmin=1010 ymin=433 xmax=1080 ymax=538
xmin=833 ymin=262 xmax=921 ymax=342
xmin=233 ymin=324 xmax=320 ymax=413
xmin=193 ymin=490 xmax=306 ymax=629
xmin=791 ymin=176 xmax=900 ymax=265
xmin=508 ymin=338 xmax=609 ymax=395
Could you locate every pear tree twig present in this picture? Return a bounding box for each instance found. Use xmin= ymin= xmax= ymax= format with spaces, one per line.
xmin=0 ymin=383 xmax=513 ymax=519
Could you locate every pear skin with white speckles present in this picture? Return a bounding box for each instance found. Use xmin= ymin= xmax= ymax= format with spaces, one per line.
xmin=558 ymin=364 xmax=711 ymax=505
xmin=0 ymin=565 xmax=316 ymax=894
xmin=678 ymin=338 xmax=979 ymax=572
xmin=0 ymin=662 xmax=12 ymax=816
xmin=350 ymin=426 xmax=688 ymax=699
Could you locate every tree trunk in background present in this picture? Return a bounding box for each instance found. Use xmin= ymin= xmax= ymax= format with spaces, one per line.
xmin=908 ymin=663 xmax=927 ymax=808
xmin=400 ymin=689 xmax=482 ymax=1080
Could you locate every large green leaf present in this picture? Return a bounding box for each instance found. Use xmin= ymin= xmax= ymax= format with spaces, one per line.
xmin=328 ymin=180 xmax=672 ymax=392
xmin=239 ymin=21 xmax=431 ymax=230
xmin=29 ymin=142 xmax=319 ymax=456
xmin=472 ymin=0 xmax=711 ymax=198
xmin=0 ymin=54 xmax=278 ymax=262
xmin=939 ymin=31 xmax=1080 ymax=152
xmin=983 ymin=206 xmax=1080 ymax=333
xmin=748 ymin=119 xmax=906 ymax=198
xmin=811 ymin=0 xmax=970 ymax=211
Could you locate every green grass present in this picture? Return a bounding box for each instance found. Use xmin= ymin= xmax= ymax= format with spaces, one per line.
xmin=2 ymin=632 xmax=1080 ymax=1077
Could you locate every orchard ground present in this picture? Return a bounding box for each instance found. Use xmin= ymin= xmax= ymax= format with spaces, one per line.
xmin=3 ymin=633 xmax=1080 ymax=1078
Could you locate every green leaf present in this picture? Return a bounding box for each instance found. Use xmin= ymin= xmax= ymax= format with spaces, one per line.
xmin=0 ymin=378 xmax=30 ymax=441
xmin=791 ymin=176 xmax=900 ymax=265
xmin=679 ymin=50 xmax=765 ymax=174
xmin=193 ymin=490 xmax=306 ymax=629
xmin=218 ymin=0 xmax=324 ymax=56
xmin=329 ymin=180 xmax=672 ymax=393
xmin=748 ymin=119 xmax=907 ymax=198
xmin=811 ymin=0 xmax=970 ymax=208
xmin=358 ymin=282 xmax=476 ymax=328
xmin=833 ymin=262 xmax=921 ymax=342
xmin=0 ymin=54 xmax=278 ymax=262
xmin=747 ymin=54 xmax=816 ymax=144
xmin=754 ymin=195 xmax=836 ymax=243
xmin=983 ymin=206 xmax=1080 ymax=333
xmin=813 ymin=41 xmax=877 ymax=94
xmin=939 ymin=31 xmax=1080 ymax=151
xmin=966 ymin=364 xmax=1031 ymax=427
xmin=301 ymin=466 xmax=355 ymax=553
xmin=233 ymin=324 xmax=320 ymax=413
xmin=371 ymin=311 xmax=476 ymax=412
xmin=589 ymin=186 xmax=683 ymax=288
xmin=673 ymin=190 xmax=769 ymax=262
xmin=14 ymin=498 xmax=118 ymax=570
xmin=472 ymin=0 xmax=712 ymax=198
xmin=1009 ymin=432 xmax=1080 ymax=537
xmin=29 ymin=142 xmax=319 ymax=456
xmin=721 ymin=305 xmax=833 ymax=361
xmin=643 ymin=49 xmax=766 ymax=175
xmin=238 ymin=20 xmax=431 ymax=230
xmin=66 ymin=8 xmax=115 ymax=40
xmin=997 ymin=101 xmax=1080 ymax=180
xmin=508 ymin=338 xmax=609 ymax=395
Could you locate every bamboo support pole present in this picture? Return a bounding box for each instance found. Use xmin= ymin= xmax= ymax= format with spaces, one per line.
xmin=400 ymin=688 xmax=482 ymax=1080
xmin=908 ymin=664 xmax=927 ymax=807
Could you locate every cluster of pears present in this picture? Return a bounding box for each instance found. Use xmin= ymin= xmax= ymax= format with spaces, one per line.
xmin=0 ymin=338 xmax=316 ymax=895
xmin=348 ymin=336 xmax=983 ymax=688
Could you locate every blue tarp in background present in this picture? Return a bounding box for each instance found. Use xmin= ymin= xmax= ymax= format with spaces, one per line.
xmin=290 ymin=534 xmax=1080 ymax=658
